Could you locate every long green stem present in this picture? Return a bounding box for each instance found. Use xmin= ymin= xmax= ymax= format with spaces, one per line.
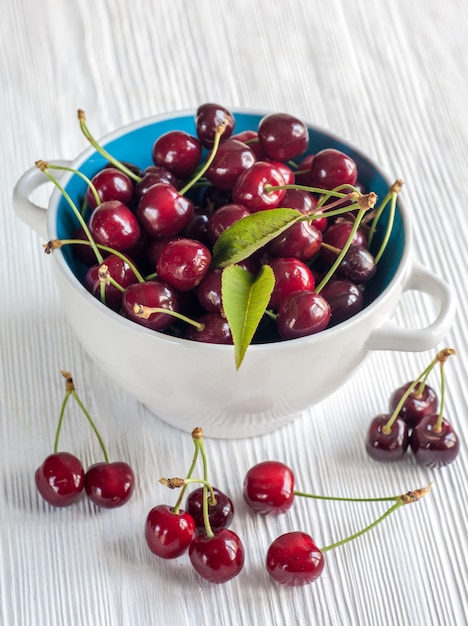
xmin=70 ymin=389 xmax=109 ymax=463
xmin=45 ymin=163 xmax=101 ymax=208
xmin=435 ymin=362 xmax=447 ymax=432
xmin=53 ymin=391 xmax=72 ymax=453
xmin=173 ymin=439 xmax=200 ymax=514
xmin=374 ymin=192 xmax=396 ymax=263
xmin=179 ymin=123 xmax=226 ymax=196
xmin=293 ymin=490 xmax=400 ymax=503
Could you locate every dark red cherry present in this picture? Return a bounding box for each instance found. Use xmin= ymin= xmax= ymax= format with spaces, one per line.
xmin=308 ymin=148 xmax=358 ymax=190
xmin=137 ymin=183 xmax=194 ymax=238
xmin=145 ymin=504 xmax=196 ymax=559
xmin=268 ymin=257 xmax=315 ymax=310
xmin=35 ymin=452 xmax=85 ymax=507
xmin=320 ymin=279 xmax=363 ymax=326
xmin=231 ymin=129 xmax=264 ymax=159
xmin=281 ymin=188 xmax=318 ymax=214
xmin=410 ymin=415 xmax=459 ymax=468
xmin=84 ymin=461 xmax=134 ymax=509
xmin=135 ymin=165 xmax=179 ymax=198
xmin=86 ymin=167 xmax=134 ymax=209
xmin=257 ymin=113 xmax=309 ymax=161
xmin=195 ymin=103 xmax=235 ymax=148
xmin=207 ymin=203 xmax=251 ymax=244
xmin=185 ymin=487 xmax=235 ymax=534
xmin=88 ymin=200 xmax=141 ymax=252
xmin=183 ymin=209 xmax=211 ymax=245
xmin=389 ymin=382 xmax=438 ymax=429
xmin=205 ymin=139 xmax=257 ymax=190
xmin=321 ymin=220 xmax=367 ymax=264
xmin=267 ymin=221 xmax=323 ymax=262
xmin=189 ymin=528 xmax=245 ymax=584
xmin=232 ymin=161 xmax=286 ymax=212
xmin=294 ymin=153 xmax=315 ymax=186
xmin=336 ymin=244 xmax=376 ymax=283
xmin=365 ymin=414 xmax=409 ymax=462
xmin=266 ymin=532 xmax=325 ymax=586
xmin=185 ymin=313 xmax=233 ymax=344
xmin=85 ymin=254 xmax=140 ymax=311
xmin=152 ymin=130 xmax=202 ymax=179
xmin=196 ymin=268 xmax=223 ymax=313
xmin=243 ymin=461 xmax=295 ymax=515
xmin=277 ymin=290 xmax=331 ymax=339
xmin=268 ymin=160 xmax=295 ymax=185
xmin=156 ymin=238 xmax=211 ymax=292
xmin=122 ymin=280 xmax=179 ymax=331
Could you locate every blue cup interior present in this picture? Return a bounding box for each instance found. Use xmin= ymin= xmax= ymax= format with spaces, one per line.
xmin=56 ymin=111 xmax=404 ymax=301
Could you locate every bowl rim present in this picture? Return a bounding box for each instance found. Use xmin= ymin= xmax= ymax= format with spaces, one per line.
xmin=47 ymin=107 xmax=412 ymax=353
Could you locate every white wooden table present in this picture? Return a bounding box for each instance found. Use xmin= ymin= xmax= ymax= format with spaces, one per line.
xmin=2 ymin=1 xmax=467 ymax=624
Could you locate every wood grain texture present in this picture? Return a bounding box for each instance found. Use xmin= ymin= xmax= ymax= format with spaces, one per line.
xmin=2 ymin=1 xmax=467 ymax=624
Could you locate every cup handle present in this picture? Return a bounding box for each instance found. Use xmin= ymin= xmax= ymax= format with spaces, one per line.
xmin=365 ymin=261 xmax=456 ymax=352
xmin=12 ymin=160 xmax=72 ymax=240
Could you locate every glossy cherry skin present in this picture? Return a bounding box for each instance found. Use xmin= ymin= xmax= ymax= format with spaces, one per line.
xmin=268 ymin=221 xmax=323 ymax=262
xmin=232 ymin=161 xmax=286 ymax=212
xmin=281 ymin=188 xmax=318 ymax=214
xmin=84 ymin=461 xmax=135 ymax=509
xmin=122 ymin=280 xmax=179 ymax=331
xmin=196 ymin=268 xmax=223 ymax=313
xmin=207 ymin=203 xmax=251 ymax=244
xmin=86 ymin=167 xmax=134 ymax=209
xmin=308 ymin=148 xmax=358 ymax=190
xmin=88 ymin=200 xmax=141 ymax=252
xmin=257 ymin=113 xmax=309 ymax=161
xmin=365 ymin=414 xmax=409 ymax=462
xmin=185 ymin=487 xmax=235 ymax=534
xmin=85 ymin=254 xmax=140 ymax=311
xmin=321 ymin=220 xmax=367 ymax=264
xmin=268 ymin=257 xmax=315 ymax=310
xmin=137 ymin=183 xmax=195 ymax=238
xmin=231 ymin=129 xmax=264 ymax=159
xmin=205 ymin=139 xmax=257 ymax=190
xmin=156 ymin=238 xmax=211 ymax=292
xmin=243 ymin=461 xmax=295 ymax=515
xmin=135 ymin=165 xmax=179 ymax=199
xmin=266 ymin=532 xmax=325 ymax=586
xmin=277 ymin=290 xmax=331 ymax=339
xmin=185 ymin=313 xmax=233 ymax=344
xmin=336 ymin=244 xmax=377 ymax=283
xmin=410 ymin=415 xmax=459 ymax=468
xmin=195 ymin=103 xmax=235 ymax=148
xmin=189 ymin=528 xmax=245 ymax=584
xmin=152 ymin=130 xmax=202 ymax=179
xmin=389 ymin=382 xmax=438 ymax=429
xmin=145 ymin=504 xmax=196 ymax=559
xmin=320 ymin=279 xmax=363 ymax=326
xmin=35 ymin=452 xmax=85 ymax=507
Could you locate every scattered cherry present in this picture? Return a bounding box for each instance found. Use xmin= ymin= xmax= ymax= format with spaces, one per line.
xmin=266 ymin=531 xmax=324 ymax=586
xmin=35 ymin=452 xmax=85 ymax=507
xmin=84 ymin=461 xmax=135 ymax=508
xmin=243 ymin=460 xmax=295 ymax=515
xmin=145 ymin=504 xmax=196 ymax=559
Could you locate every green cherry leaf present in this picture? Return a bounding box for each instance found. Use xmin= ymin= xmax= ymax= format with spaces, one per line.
xmin=222 ymin=264 xmax=275 ymax=370
xmin=212 ymin=208 xmax=302 ymax=268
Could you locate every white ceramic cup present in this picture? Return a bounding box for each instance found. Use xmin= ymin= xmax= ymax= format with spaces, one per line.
xmin=13 ymin=109 xmax=456 ymax=438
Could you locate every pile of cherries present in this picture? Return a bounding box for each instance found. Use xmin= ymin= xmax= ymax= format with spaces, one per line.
xmin=365 ymin=348 xmax=460 ymax=467
xmin=146 ymin=431 xmax=431 ymax=586
xmin=35 ymin=371 xmax=135 ymax=509
xmin=44 ymin=103 xmax=393 ymax=347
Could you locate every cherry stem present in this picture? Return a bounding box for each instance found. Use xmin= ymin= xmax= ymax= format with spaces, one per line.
xmin=53 ymin=391 xmax=73 ymax=453
xmin=320 ymin=483 xmax=432 ymax=553
xmin=197 ymin=431 xmax=216 ymax=539
xmin=435 ymin=361 xmax=447 ymax=432
xmin=45 ymin=162 xmax=101 ymax=207
xmin=179 ymin=121 xmax=227 ymax=196
xmin=132 ymin=304 xmax=203 ymax=329
xmin=173 ymin=436 xmax=201 ymax=514
xmin=35 ymin=162 xmax=103 ymax=264
xmin=368 ymin=180 xmax=403 ymax=262
xmin=293 ymin=490 xmax=402 ymax=503
xmin=382 ymin=348 xmax=455 ymax=434
xmin=266 ymin=183 xmax=351 ymax=199
xmin=60 ymin=371 xmax=110 ymax=463
xmin=77 ymin=110 xmax=142 ymax=183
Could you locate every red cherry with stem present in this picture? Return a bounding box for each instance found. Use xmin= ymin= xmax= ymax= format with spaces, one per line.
xmin=122 ymin=280 xmax=179 ymax=331
xmin=232 ymin=161 xmax=286 ymax=212
xmin=205 ymin=138 xmax=257 ymax=190
xmin=156 ymin=238 xmax=212 ymax=292
xmin=35 ymin=452 xmax=85 ymax=507
xmin=145 ymin=504 xmax=196 ymax=559
xmin=308 ymin=148 xmax=358 ymax=190
xmin=86 ymin=167 xmax=134 ymax=209
xmin=185 ymin=312 xmax=233 ymax=344
xmin=268 ymin=257 xmax=315 ymax=310
xmin=189 ymin=528 xmax=245 ymax=584
xmin=84 ymin=461 xmax=134 ymax=508
xmin=335 ymin=244 xmax=377 ymax=283
xmin=185 ymin=486 xmax=235 ymax=534
xmin=277 ymin=290 xmax=331 ymax=339
xmin=266 ymin=532 xmax=325 ymax=586
xmin=137 ymin=183 xmax=195 ymax=238
xmin=389 ymin=381 xmax=438 ymax=429
xmin=257 ymin=112 xmax=309 ymax=161
xmin=195 ymin=103 xmax=235 ymax=148
xmin=320 ymin=279 xmax=363 ymax=326
xmin=243 ymin=461 xmax=295 ymax=515
xmin=365 ymin=414 xmax=410 ymax=462
xmin=85 ymin=253 xmax=141 ymax=311
xmin=88 ymin=200 xmax=141 ymax=252
xmin=410 ymin=415 xmax=459 ymax=468
xmin=152 ymin=130 xmax=202 ymax=179
xmin=321 ymin=220 xmax=367 ymax=264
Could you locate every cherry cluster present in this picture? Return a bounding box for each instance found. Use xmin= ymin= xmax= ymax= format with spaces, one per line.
xmin=35 ymin=371 xmax=135 ymax=509
xmin=365 ymin=348 xmax=460 ymax=467
xmin=145 ymin=428 xmax=244 ymax=584
xmin=42 ymin=103 xmax=397 ymax=350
